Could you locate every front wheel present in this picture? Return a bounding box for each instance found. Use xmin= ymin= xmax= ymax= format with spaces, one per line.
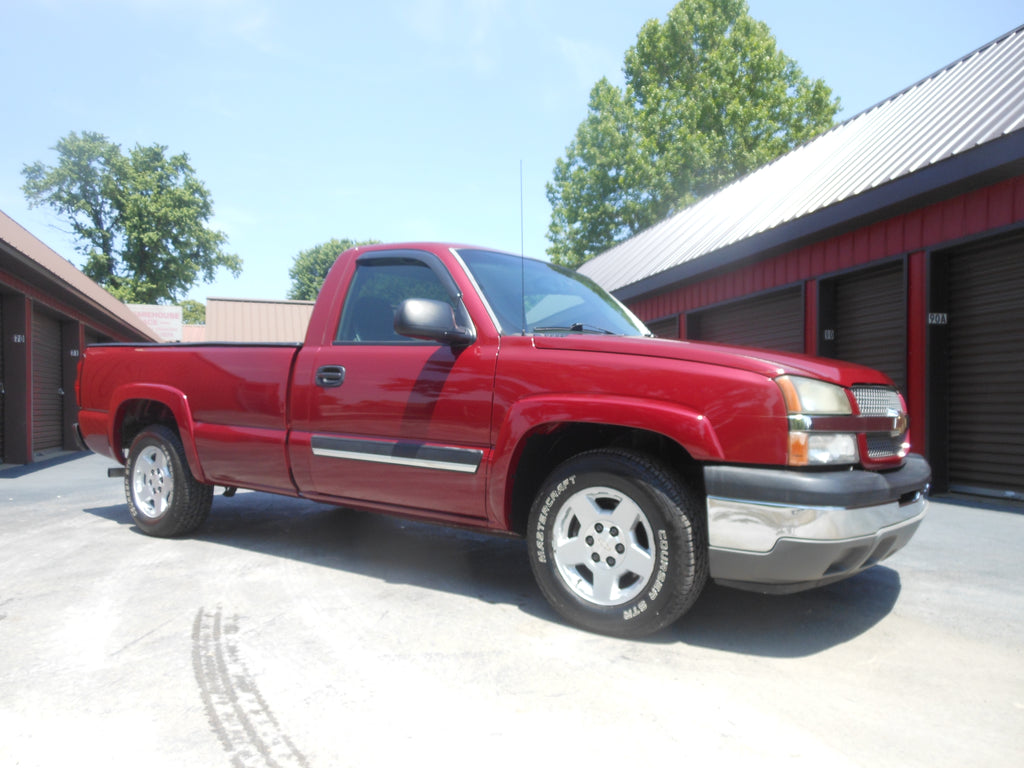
xmin=125 ymin=425 xmax=213 ymax=537
xmin=527 ymin=449 xmax=707 ymax=637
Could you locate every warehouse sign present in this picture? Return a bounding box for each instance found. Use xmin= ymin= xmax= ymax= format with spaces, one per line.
xmin=129 ymin=304 xmax=183 ymax=342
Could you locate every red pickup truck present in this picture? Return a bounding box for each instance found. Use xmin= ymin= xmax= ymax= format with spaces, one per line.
xmin=76 ymin=242 xmax=930 ymax=637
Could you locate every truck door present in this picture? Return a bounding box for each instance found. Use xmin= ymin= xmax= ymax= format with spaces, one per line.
xmin=289 ymin=250 xmax=497 ymax=523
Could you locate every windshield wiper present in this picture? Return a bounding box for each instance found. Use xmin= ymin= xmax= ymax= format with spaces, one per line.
xmin=533 ymin=323 xmax=617 ymax=335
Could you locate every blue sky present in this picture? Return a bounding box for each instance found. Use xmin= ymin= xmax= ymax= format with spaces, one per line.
xmin=1 ymin=0 xmax=1021 ymax=304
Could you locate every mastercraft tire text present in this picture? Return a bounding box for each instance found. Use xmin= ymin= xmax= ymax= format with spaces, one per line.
xmin=527 ymin=449 xmax=708 ymax=637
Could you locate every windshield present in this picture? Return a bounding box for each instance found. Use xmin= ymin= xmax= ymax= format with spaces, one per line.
xmin=456 ymin=249 xmax=650 ymax=337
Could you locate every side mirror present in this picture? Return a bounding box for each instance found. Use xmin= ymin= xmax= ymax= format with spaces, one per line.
xmin=394 ymin=298 xmax=476 ymax=347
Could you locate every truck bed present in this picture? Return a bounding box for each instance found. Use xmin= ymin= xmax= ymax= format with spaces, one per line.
xmin=77 ymin=343 xmax=302 ymax=494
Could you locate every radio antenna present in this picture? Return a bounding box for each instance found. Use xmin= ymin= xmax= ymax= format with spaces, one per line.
xmin=520 ymin=159 xmax=527 ymax=335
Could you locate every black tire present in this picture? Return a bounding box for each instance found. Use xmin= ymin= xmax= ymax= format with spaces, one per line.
xmin=125 ymin=425 xmax=213 ymax=537
xmin=527 ymin=449 xmax=707 ymax=638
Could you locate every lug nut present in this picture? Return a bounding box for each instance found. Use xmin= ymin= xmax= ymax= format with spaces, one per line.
xmin=586 ymin=536 xmax=594 ymax=546
xmin=616 ymin=544 xmax=625 ymax=554
xmin=610 ymin=527 xmax=619 ymax=536
xmin=606 ymin=557 xmax=616 ymax=566
xmin=595 ymin=523 xmax=604 ymax=533
xmin=591 ymin=553 xmax=600 ymax=563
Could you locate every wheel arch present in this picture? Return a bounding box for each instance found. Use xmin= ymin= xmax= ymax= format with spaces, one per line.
xmin=501 ymin=421 xmax=707 ymax=537
xmin=109 ymin=384 xmax=208 ymax=483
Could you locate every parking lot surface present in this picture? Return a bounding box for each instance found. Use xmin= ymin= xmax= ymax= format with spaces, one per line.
xmin=2 ymin=452 xmax=1022 ymax=767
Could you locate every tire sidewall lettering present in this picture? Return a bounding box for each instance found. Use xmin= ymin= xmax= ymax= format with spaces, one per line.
xmin=533 ymin=473 xmax=576 ymax=564
xmin=622 ymin=528 xmax=669 ymax=621
xmin=536 ymin=469 xmax=669 ymax=621
xmin=646 ymin=529 xmax=670 ymax=603
xmin=526 ymin=449 xmax=707 ymax=638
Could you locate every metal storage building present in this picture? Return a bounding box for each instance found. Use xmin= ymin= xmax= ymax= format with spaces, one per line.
xmin=0 ymin=210 xmax=157 ymax=465
xmin=200 ymin=297 xmax=314 ymax=343
xmin=579 ymin=25 xmax=1024 ymax=502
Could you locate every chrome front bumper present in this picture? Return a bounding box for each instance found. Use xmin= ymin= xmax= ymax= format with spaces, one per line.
xmin=703 ymin=454 xmax=931 ymax=593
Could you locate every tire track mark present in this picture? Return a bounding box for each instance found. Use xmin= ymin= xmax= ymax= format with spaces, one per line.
xmin=192 ymin=607 xmax=309 ymax=768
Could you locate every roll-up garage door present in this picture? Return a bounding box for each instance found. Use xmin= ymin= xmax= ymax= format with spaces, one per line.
xmin=833 ymin=262 xmax=906 ymax=392
xmin=32 ymin=309 xmax=63 ymax=452
xmin=647 ymin=315 xmax=679 ymax=339
xmin=947 ymin=237 xmax=1024 ymax=499
xmin=689 ymin=286 xmax=803 ymax=352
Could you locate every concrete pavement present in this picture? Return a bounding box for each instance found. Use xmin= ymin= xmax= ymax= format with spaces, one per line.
xmin=2 ymin=452 xmax=1022 ymax=767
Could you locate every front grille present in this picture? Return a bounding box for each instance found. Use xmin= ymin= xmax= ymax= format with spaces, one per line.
xmin=851 ymin=385 xmax=902 ymax=416
xmin=852 ymin=385 xmax=906 ymax=460
xmin=867 ymin=435 xmax=900 ymax=459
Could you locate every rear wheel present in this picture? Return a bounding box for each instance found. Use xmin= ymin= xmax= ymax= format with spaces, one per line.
xmin=527 ymin=449 xmax=707 ymax=637
xmin=125 ymin=425 xmax=212 ymax=537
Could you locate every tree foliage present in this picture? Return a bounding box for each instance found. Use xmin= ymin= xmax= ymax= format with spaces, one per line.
xmin=546 ymin=0 xmax=841 ymax=268
xmin=179 ymin=299 xmax=206 ymax=325
xmin=287 ymin=238 xmax=381 ymax=300
xmin=22 ymin=131 xmax=241 ymax=303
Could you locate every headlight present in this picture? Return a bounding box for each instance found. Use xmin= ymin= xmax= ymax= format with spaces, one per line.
xmin=776 ymin=376 xmax=858 ymax=467
xmin=776 ymin=375 xmax=852 ymax=414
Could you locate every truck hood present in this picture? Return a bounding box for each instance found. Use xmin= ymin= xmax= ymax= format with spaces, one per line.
xmin=532 ymin=334 xmax=893 ymax=388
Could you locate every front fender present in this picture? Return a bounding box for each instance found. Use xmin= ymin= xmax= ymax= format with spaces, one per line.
xmin=486 ymin=394 xmax=724 ymax=527
xmin=109 ymin=384 xmax=208 ymax=484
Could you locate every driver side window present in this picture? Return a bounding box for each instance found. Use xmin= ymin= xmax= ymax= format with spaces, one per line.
xmin=335 ymin=260 xmax=453 ymax=343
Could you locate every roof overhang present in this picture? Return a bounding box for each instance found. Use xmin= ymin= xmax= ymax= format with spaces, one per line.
xmin=0 ymin=211 xmax=158 ymax=341
xmin=612 ymin=129 xmax=1024 ymax=302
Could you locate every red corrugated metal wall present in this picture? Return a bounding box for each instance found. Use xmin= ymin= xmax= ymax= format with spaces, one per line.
xmin=628 ymin=177 xmax=1024 ymax=324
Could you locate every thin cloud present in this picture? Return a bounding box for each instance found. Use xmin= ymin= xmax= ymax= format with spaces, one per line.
xmin=395 ymin=0 xmax=509 ymax=75
xmin=41 ymin=0 xmax=281 ymax=53
xmin=557 ymin=36 xmax=622 ymax=91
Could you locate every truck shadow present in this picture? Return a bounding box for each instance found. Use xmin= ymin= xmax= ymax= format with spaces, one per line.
xmin=84 ymin=491 xmax=901 ymax=658
xmin=672 ymin=567 xmax=902 ymax=657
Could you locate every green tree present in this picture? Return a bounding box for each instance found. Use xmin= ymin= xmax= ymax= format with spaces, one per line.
xmin=288 ymin=238 xmax=380 ymax=300
xmin=22 ymin=131 xmax=241 ymax=303
xmin=179 ymin=299 xmax=206 ymax=325
xmin=546 ymin=0 xmax=840 ymax=268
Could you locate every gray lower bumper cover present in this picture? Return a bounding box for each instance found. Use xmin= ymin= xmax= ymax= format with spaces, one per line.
xmin=704 ymin=454 xmax=931 ymax=594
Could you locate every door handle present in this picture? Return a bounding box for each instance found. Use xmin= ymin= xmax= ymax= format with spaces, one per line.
xmin=315 ymin=365 xmax=346 ymax=388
